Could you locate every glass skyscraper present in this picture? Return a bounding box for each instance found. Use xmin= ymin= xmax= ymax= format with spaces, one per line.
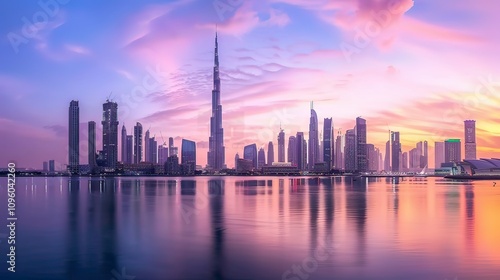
xmin=181 ymin=139 xmax=196 ymax=175
xmin=68 ymin=100 xmax=79 ymax=174
xmin=102 ymin=100 xmax=119 ymax=168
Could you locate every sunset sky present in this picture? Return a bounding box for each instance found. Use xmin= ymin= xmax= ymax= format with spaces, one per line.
xmin=1 ymin=0 xmax=499 ymax=169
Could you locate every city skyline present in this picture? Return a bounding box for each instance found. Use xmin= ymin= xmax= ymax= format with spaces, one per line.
xmin=1 ymin=0 xmax=500 ymax=169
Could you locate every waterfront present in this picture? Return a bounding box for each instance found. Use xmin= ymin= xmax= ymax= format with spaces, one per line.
xmin=1 ymin=176 xmax=500 ymax=279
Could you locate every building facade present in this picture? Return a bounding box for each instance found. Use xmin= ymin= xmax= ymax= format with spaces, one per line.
xmin=68 ymin=100 xmax=79 ymax=174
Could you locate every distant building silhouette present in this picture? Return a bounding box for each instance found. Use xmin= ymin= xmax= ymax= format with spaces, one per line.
xmin=258 ymin=147 xmax=266 ymax=169
xmin=43 ymin=161 xmax=48 ymax=172
xmin=267 ymin=141 xmax=274 ymax=166
xmin=296 ymin=132 xmax=306 ymax=171
xmin=308 ymin=102 xmax=319 ymax=170
xmin=102 ymin=100 xmax=119 ymax=168
xmin=323 ymin=118 xmax=333 ymax=170
xmin=234 ymin=153 xmax=239 ymax=170
xmin=134 ymin=122 xmax=143 ymax=164
xmin=181 ymin=139 xmax=196 ymax=175
xmin=384 ymin=140 xmax=391 ymax=171
xmin=165 ymin=154 xmax=180 ymax=175
xmin=366 ymin=144 xmax=379 ymax=172
xmin=445 ymin=139 xmax=461 ymax=163
xmin=243 ymin=144 xmax=257 ymax=169
xmin=125 ymin=135 xmax=133 ymax=164
xmin=355 ymin=117 xmax=367 ymax=172
xmin=335 ymin=131 xmax=343 ymax=169
xmin=435 ymin=141 xmax=445 ymax=168
xmin=121 ymin=125 xmax=127 ymax=163
xmin=207 ymin=32 xmax=226 ymax=171
xmin=287 ymin=136 xmax=297 ymax=166
xmin=49 ymin=160 xmax=55 ymax=172
xmin=145 ymin=129 xmax=151 ymax=162
xmin=344 ymin=129 xmax=356 ymax=172
xmin=278 ymin=128 xmax=285 ymax=162
xmin=158 ymin=145 xmax=169 ymax=165
xmin=464 ymin=120 xmax=476 ymax=160
xmin=391 ymin=131 xmax=401 ymax=172
xmin=68 ymin=100 xmax=79 ymax=174
xmin=88 ymin=121 xmax=97 ymax=168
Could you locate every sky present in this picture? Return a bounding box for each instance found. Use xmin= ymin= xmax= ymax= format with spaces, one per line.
xmin=1 ymin=0 xmax=500 ymax=169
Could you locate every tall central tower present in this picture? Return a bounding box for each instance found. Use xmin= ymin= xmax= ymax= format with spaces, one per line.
xmin=207 ymin=32 xmax=225 ymax=171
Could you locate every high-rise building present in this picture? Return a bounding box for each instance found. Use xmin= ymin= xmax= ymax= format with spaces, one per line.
xmin=355 ymin=117 xmax=367 ymax=172
xmin=235 ymin=153 xmax=240 ymax=170
xmin=158 ymin=145 xmax=169 ymax=165
xmin=464 ymin=120 xmax=476 ymax=160
xmin=207 ymin=32 xmax=226 ymax=171
xmin=121 ymin=125 xmax=127 ymax=163
xmin=335 ymin=132 xmax=343 ymax=169
xmin=181 ymin=139 xmax=196 ymax=175
xmin=169 ymin=137 xmax=174 ymax=156
xmin=287 ymin=136 xmax=297 ymax=166
xmin=445 ymin=139 xmax=461 ymax=163
xmin=366 ymin=144 xmax=379 ymax=172
xmin=88 ymin=121 xmax=96 ymax=168
xmin=49 ymin=160 xmax=55 ymax=172
xmin=391 ymin=131 xmax=401 ymax=172
xmin=43 ymin=161 xmax=48 ymax=172
xmin=296 ymin=132 xmax=306 ymax=171
xmin=409 ymin=148 xmax=419 ymax=169
xmin=308 ymin=102 xmax=319 ymax=170
xmin=423 ymin=140 xmax=428 ymax=168
xmin=435 ymin=141 xmax=445 ymax=168
xmin=384 ymin=140 xmax=391 ymax=171
xmin=134 ymin=122 xmax=143 ymax=164
xmin=68 ymin=100 xmax=79 ymax=174
xmin=102 ymin=100 xmax=119 ymax=168
xmin=149 ymin=137 xmax=157 ymax=164
xmin=145 ymin=129 xmax=151 ymax=163
xmin=344 ymin=129 xmax=356 ymax=172
xmin=278 ymin=128 xmax=285 ymax=162
xmin=267 ymin=141 xmax=274 ymax=166
xmin=402 ymin=152 xmax=408 ymax=170
xmin=258 ymin=148 xmax=266 ymax=169
xmin=126 ymin=135 xmax=133 ymax=164
xmin=323 ymin=118 xmax=333 ymax=170
xmin=243 ymin=144 xmax=257 ymax=169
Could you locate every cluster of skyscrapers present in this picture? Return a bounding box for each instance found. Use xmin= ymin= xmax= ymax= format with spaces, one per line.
xmin=63 ymin=33 xmax=483 ymax=176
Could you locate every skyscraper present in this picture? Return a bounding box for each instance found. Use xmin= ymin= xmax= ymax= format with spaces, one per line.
xmin=308 ymin=102 xmax=319 ymax=170
xmin=243 ymin=144 xmax=257 ymax=169
xmin=335 ymin=132 xmax=343 ymax=169
xmin=207 ymin=32 xmax=225 ymax=171
xmin=102 ymin=100 xmax=119 ymax=168
xmin=234 ymin=153 xmax=239 ymax=170
xmin=169 ymin=137 xmax=174 ymax=156
xmin=464 ymin=120 xmax=476 ymax=160
xmin=121 ymin=125 xmax=127 ymax=163
xmin=145 ymin=129 xmax=150 ymax=162
xmin=391 ymin=131 xmax=400 ymax=172
xmin=288 ymin=136 xmax=297 ymax=166
xmin=68 ymin=100 xmax=79 ymax=174
xmin=181 ymin=139 xmax=196 ymax=175
xmin=445 ymin=139 xmax=461 ymax=163
xmin=355 ymin=117 xmax=367 ymax=172
xmin=149 ymin=137 xmax=157 ymax=164
xmin=296 ymin=132 xmax=306 ymax=171
xmin=435 ymin=141 xmax=445 ymax=168
xmin=384 ymin=140 xmax=391 ymax=171
xmin=278 ymin=128 xmax=285 ymax=162
xmin=88 ymin=121 xmax=96 ymax=168
xmin=423 ymin=140 xmax=428 ymax=168
xmin=134 ymin=122 xmax=143 ymax=164
xmin=402 ymin=152 xmax=408 ymax=170
xmin=258 ymin=148 xmax=266 ymax=169
xmin=366 ymin=144 xmax=379 ymax=172
xmin=344 ymin=129 xmax=356 ymax=172
xmin=126 ymin=135 xmax=133 ymax=164
xmin=158 ymin=145 xmax=169 ymax=165
xmin=267 ymin=141 xmax=274 ymax=166
xmin=323 ymin=118 xmax=333 ymax=170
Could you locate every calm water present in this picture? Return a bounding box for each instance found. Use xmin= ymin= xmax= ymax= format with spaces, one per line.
xmin=1 ymin=176 xmax=500 ymax=280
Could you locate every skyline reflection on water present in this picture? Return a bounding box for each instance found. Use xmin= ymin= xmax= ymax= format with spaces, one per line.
xmin=0 ymin=176 xmax=499 ymax=279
